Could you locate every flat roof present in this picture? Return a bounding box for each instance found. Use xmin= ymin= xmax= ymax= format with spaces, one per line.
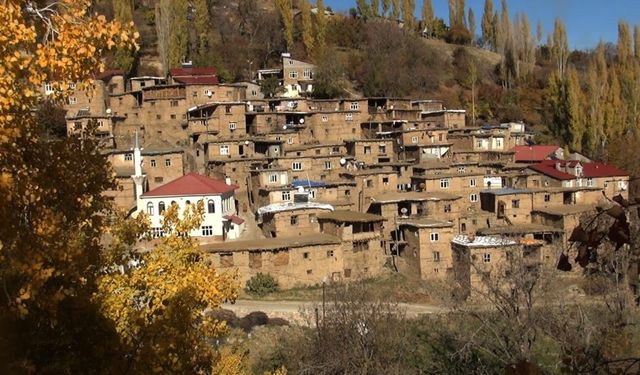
xmin=398 ymin=218 xmax=454 ymax=228
xmin=318 ymin=210 xmax=385 ymax=223
xmin=201 ymin=234 xmax=341 ymax=252
xmin=371 ymin=191 xmax=461 ymax=203
xmin=452 ymin=235 xmax=518 ymax=248
xmin=477 ymin=224 xmax=563 ymax=235
xmin=257 ymin=202 xmax=334 ymax=216
xmin=532 ymin=204 xmax=598 ymax=216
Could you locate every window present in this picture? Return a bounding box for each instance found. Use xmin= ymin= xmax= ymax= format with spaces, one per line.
xmin=225 ymin=106 xmax=231 ymax=114
xmin=322 ymin=115 xmax=328 ymax=122
xmin=124 ymin=153 xmax=133 ymax=161
xmin=170 ymin=114 xmax=176 ymax=119
xmin=433 ymin=251 xmax=441 ymax=262
xmin=495 ymin=138 xmax=503 ymax=148
xmin=483 ymin=253 xmax=491 ymax=263
xmin=165 ymin=159 xmax=171 ymax=167
xmin=69 ymin=83 xmax=76 ymax=90
xmin=158 ymin=201 xmax=166 ymax=214
xmin=201 ymin=226 xmax=214 ymax=236
xmin=309 ymin=189 xmax=316 ymax=199
xmin=282 ymin=191 xmax=291 ymax=201
xmin=289 ymin=71 xmax=298 ymax=79
xmin=476 ymin=140 xmax=483 ymax=148
xmin=150 ymin=159 xmax=156 ymax=167
xmin=470 ymin=193 xmax=478 ymax=202
xmin=170 ymin=100 xmax=178 ymax=107
xmin=220 ymin=145 xmax=230 ymax=155
xmin=192 ymin=91 xmax=198 ymax=97
xmin=586 ymin=178 xmax=594 ymax=187
xmin=229 ymin=122 xmax=237 ymax=130
xmin=457 ymin=166 xmax=466 ymax=173
xmin=287 ymin=137 xmax=294 ymax=144
xmin=353 ymin=241 xmax=369 ymax=252
xmin=146 ymin=202 xmax=154 ymax=216
xmin=379 ymin=145 xmax=386 ymax=154
xmin=345 ymin=189 xmax=351 ymax=196
xmin=411 ymin=136 xmax=418 ymax=143
xmin=470 ymin=178 xmax=477 ymax=187
xmin=154 ymin=177 xmax=164 ymax=183
xmin=204 ymin=89 xmax=213 ymax=97
xmin=44 ymin=82 xmax=53 ymax=94
xmin=292 ymin=162 xmax=302 ymax=171
xmin=303 ymin=68 xmax=312 ymax=78
xmin=269 ymin=174 xmax=278 ymax=183
xmin=310 ymin=214 xmax=317 ymax=223
xmin=345 ymin=113 xmax=353 ymax=121
xmin=327 ymin=250 xmax=334 ymax=257
xmin=512 ymin=199 xmax=520 ymax=208
xmin=544 ymin=194 xmax=550 ymax=202
xmin=444 ymin=204 xmax=451 ymax=212
xmin=364 ymin=146 xmax=371 ymax=154
xmin=303 ymin=252 xmax=310 ymax=259
xmin=350 ymin=102 xmax=359 ymax=110
xmin=461 ymin=223 xmax=467 ymax=232
xmin=440 ymin=179 xmax=450 ymax=189
xmin=207 ymin=200 xmax=215 ymax=213
xmin=365 ymin=179 xmax=373 ymax=188
xmin=156 ymin=114 xmax=161 ymax=120
xmin=430 ymin=233 xmax=439 ymax=242
xmin=324 ymin=161 xmax=332 ymax=170
xmin=290 ymin=215 xmax=299 ymax=225
xmin=332 ymin=147 xmax=340 ymax=153
xmin=382 ymin=177 xmax=389 ymax=185
xmin=68 ymin=96 xmax=77 ymax=105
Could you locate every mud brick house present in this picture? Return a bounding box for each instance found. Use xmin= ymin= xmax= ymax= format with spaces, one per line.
xmin=393 ymin=218 xmax=456 ymax=279
xmin=257 ymin=199 xmax=334 ymax=238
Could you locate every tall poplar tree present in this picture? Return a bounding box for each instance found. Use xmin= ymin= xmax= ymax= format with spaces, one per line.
xmin=371 ymin=0 xmax=380 ymax=16
xmin=193 ymin=0 xmax=210 ymax=64
xmin=113 ymin=0 xmax=136 ymax=73
xmin=316 ymin=0 xmax=328 ymax=52
xmin=468 ymin=8 xmax=476 ymax=42
xmin=402 ymin=0 xmax=415 ymax=30
xmin=392 ymin=0 xmax=400 ymax=20
xmin=382 ymin=0 xmax=391 ymax=17
xmin=301 ymin=0 xmax=314 ymax=53
xmin=168 ymin=0 xmax=189 ymax=68
xmin=422 ymin=0 xmax=434 ymax=36
xmin=276 ymin=0 xmax=294 ymax=50
xmin=481 ymin=0 xmax=495 ymax=49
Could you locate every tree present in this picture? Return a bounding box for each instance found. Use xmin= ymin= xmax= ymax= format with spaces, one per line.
xmin=316 ymin=0 xmax=328 ymax=52
xmin=468 ymin=8 xmax=476 ymax=43
xmin=0 ymin=1 xmax=138 ymax=371
xmin=96 ymin=203 xmax=239 ymax=373
xmin=635 ymin=25 xmax=640 ymax=59
xmin=155 ymin=0 xmax=172 ymax=74
xmin=275 ymin=0 xmax=294 ymax=50
xmin=311 ymin=48 xmax=348 ymax=99
xmin=382 ymin=0 xmax=391 ymax=17
xmin=194 ymin=0 xmax=210 ymax=64
xmin=549 ymin=18 xmax=569 ymax=79
xmin=168 ymin=0 xmax=189 ymax=68
xmin=567 ymin=66 xmax=586 ymax=151
xmin=481 ymin=0 xmax=495 ymax=49
xmin=402 ymin=0 xmax=415 ymax=30
xmin=113 ymin=0 xmax=137 ymax=73
xmin=391 ymin=0 xmax=400 ymax=20
xmin=371 ymin=0 xmax=380 ymax=17
xmin=260 ymin=76 xmax=284 ymax=98
xmin=300 ymin=0 xmax=314 ymax=54
xmin=421 ymin=0 xmax=434 ymax=36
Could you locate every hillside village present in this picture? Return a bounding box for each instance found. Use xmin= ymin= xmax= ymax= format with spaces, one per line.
xmin=59 ymin=52 xmax=631 ymax=294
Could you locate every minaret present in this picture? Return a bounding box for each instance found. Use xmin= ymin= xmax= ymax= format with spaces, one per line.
xmin=131 ymin=131 xmax=146 ymax=214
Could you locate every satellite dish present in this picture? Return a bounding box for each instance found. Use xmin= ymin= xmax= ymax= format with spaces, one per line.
xmin=297 ymin=186 xmax=305 ymax=193
xmin=106 ymin=108 xmax=112 ymax=114
xmin=283 ymin=125 xmax=287 ymax=130
xmin=244 ymin=140 xmax=250 ymax=145
xmin=340 ymin=158 xmax=346 ymax=165
xmin=299 ymin=118 xmax=305 ymax=124
xmin=400 ymin=207 xmax=408 ymax=214
xmin=419 ymin=182 xmax=426 ymax=189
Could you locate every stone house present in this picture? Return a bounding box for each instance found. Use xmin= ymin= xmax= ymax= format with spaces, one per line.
xmin=345 ymin=139 xmax=395 ymax=165
xmin=257 ymin=200 xmax=334 ymax=238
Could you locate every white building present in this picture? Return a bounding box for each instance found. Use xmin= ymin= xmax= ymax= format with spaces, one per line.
xmin=139 ymin=173 xmax=245 ymax=240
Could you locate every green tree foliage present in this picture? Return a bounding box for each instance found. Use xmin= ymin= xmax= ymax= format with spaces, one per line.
xmin=402 ymin=0 xmax=415 ymax=30
xmin=468 ymin=8 xmax=476 ymax=42
xmin=260 ymin=76 xmax=284 ymax=98
xmin=194 ymin=0 xmax=210 ymax=63
xmin=168 ymin=0 xmax=189 ymax=68
xmin=245 ymin=273 xmax=279 ymax=297
xmin=316 ymin=0 xmax=328 ymax=52
xmin=311 ymin=48 xmax=348 ymax=98
xmin=113 ymin=0 xmax=137 ymax=73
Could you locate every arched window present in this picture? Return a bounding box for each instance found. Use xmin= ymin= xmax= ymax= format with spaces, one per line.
xmin=158 ymin=201 xmax=166 ymax=214
xmin=171 ymin=201 xmax=177 ymax=206
xmin=185 ymin=200 xmax=191 ymax=205
xmin=208 ymin=199 xmax=215 ymax=213
xmin=146 ymin=202 xmax=154 ymax=216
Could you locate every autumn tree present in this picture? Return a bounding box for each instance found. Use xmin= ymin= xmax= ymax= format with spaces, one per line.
xmin=468 ymin=8 xmax=476 ymax=43
xmin=402 ymin=0 xmax=415 ymax=30
xmin=382 ymin=0 xmax=391 ymax=17
xmin=168 ymin=0 xmax=189 ymax=68
xmin=421 ymin=0 xmax=434 ymax=36
xmin=194 ymin=0 xmax=211 ymax=64
xmin=0 ymin=0 xmax=138 ymax=372
xmin=112 ymin=0 xmax=137 ymax=73
xmin=300 ymin=0 xmax=314 ymax=54
xmin=391 ymin=0 xmax=400 ymax=20
xmin=481 ymin=0 xmax=495 ymax=49
xmin=315 ymin=0 xmax=328 ymax=52
xmin=276 ymin=0 xmax=294 ymax=50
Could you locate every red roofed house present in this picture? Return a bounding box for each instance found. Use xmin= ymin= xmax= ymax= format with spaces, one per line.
xmin=512 ymin=145 xmax=564 ymax=163
xmin=139 ymin=172 xmax=245 ymax=240
xmin=168 ymin=66 xmax=219 ymax=85
xmin=527 ymin=160 xmax=629 ymax=198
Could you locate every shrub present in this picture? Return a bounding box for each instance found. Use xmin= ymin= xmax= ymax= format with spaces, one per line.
xmin=246 ymin=273 xmax=279 ymax=297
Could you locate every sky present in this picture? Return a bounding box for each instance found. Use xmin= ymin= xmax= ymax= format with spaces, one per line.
xmin=322 ymin=0 xmax=640 ymax=50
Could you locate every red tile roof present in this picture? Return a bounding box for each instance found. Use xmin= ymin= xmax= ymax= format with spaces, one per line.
xmin=512 ymin=145 xmax=561 ymax=162
xmin=223 ymin=214 xmax=245 ymax=224
xmin=172 ymin=76 xmax=220 ymax=85
xmin=529 ymin=160 xmax=628 ymax=180
xmin=528 ymin=163 xmax=576 ymax=180
xmin=142 ymin=173 xmax=238 ymax=197
xmin=169 ymin=67 xmax=217 ymax=77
